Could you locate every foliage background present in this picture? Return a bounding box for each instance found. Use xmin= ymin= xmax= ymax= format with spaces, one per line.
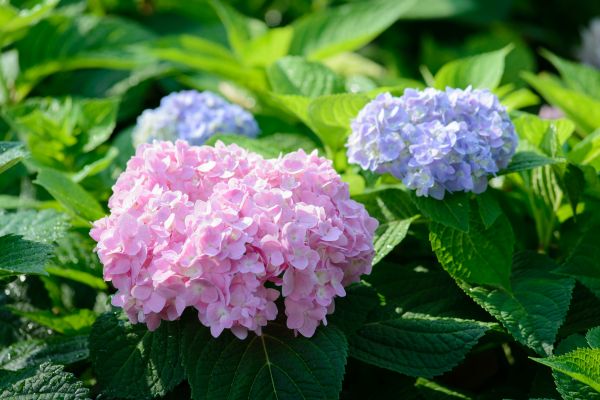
xmin=1 ymin=0 xmax=600 ymax=399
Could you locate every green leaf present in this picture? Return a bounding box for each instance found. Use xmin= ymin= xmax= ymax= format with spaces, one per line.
xmin=557 ymin=226 xmax=600 ymax=299
xmin=328 ymin=284 xmax=380 ymax=336
xmin=462 ymin=251 xmax=574 ymax=355
xmin=0 ymin=234 xmax=52 ymax=276
xmin=0 ymin=0 xmax=58 ymax=48
xmin=45 ymin=266 xmax=107 ymax=290
xmin=0 ymin=362 xmax=89 ymax=399
xmin=532 ymin=349 xmax=600 ymax=393
xmin=289 ymin=0 xmax=416 ymax=60
xmin=569 ymin=129 xmax=600 ymax=170
xmin=0 ymin=209 xmax=68 ymax=244
xmin=349 ymin=314 xmax=489 ymax=378
xmin=4 ymin=97 xmax=119 ymax=169
xmin=208 ymin=0 xmax=265 ymax=58
xmin=89 ymin=312 xmax=184 ymax=399
xmin=401 ymin=0 xmax=477 ymax=18
xmin=500 ymin=151 xmax=563 ymax=174
xmin=354 ymin=188 xmax=420 ymax=224
xmin=552 ymin=334 xmax=600 ymax=400
xmin=542 ymin=50 xmax=600 ymax=101
xmin=414 ymin=377 xmax=471 ymax=399
xmin=430 ymin=209 xmax=514 ymax=290
xmin=434 ymin=46 xmax=512 ymax=90
xmin=0 ymin=142 xmax=27 ymax=174
xmin=15 ymin=14 xmax=154 ymax=99
xmin=181 ymin=319 xmax=347 ymax=400
xmin=522 ymin=72 xmax=600 ymax=134
xmin=205 ymin=132 xmax=319 ymax=159
xmin=412 ymin=192 xmax=470 ymax=232
xmin=0 ymin=335 xmax=89 ymax=371
xmin=587 ymin=327 xmax=600 ymax=349
xmin=268 ymin=56 xmax=344 ymax=97
xmin=242 ymin=27 xmax=293 ymax=67
xmin=373 ymin=216 xmax=418 ymax=265
xmin=9 ymin=309 xmax=97 ymax=335
xmin=34 ymin=168 xmax=105 ymax=222
xmin=475 ymin=191 xmax=502 ymax=229
xmin=366 ymin=262 xmax=485 ymax=319
xmin=513 ymin=113 xmax=575 ymax=149
xmin=307 ymin=93 xmax=370 ymax=150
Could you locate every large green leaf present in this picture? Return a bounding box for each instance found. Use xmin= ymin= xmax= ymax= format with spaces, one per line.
xmin=0 ymin=142 xmax=27 ymax=174
xmin=0 ymin=234 xmax=52 ymax=276
xmin=413 ymin=192 xmax=470 ymax=232
xmin=366 ymin=262 xmax=485 ymax=320
xmin=532 ymin=349 xmax=600 ymax=393
xmin=0 ymin=209 xmax=68 ymax=244
xmin=89 ymin=312 xmax=184 ymax=400
xmin=349 ymin=314 xmax=489 ymax=378
xmin=0 ymin=362 xmax=89 ymax=399
xmin=0 ymin=335 xmax=89 ymax=371
xmin=542 ymin=50 xmax=600 ymax=101
xmin=208 ymin=0 xmax=265 ymax=58
xmin=372 ymin=216 xmax=418 ymax=265
xmin=434 ymin=46 xmax=512 ymax=90
xmin=523 ymin=72 xmax=600 ymax=134
xmin=557 ymin=226 xmax=600 ymax=299
xmin=430 ymin=208 xmax=514 ymax=290
xmin=328 ymin=284 xmax=380 ymax=336
xmin=500 ymin=151 xmax=563 ymax=174
xmin=463 ymin=251 xmax=574 ymax=355
xmin=307 ymin=93 xmax=369 ymax=151
xmin=354 ymin=188 xmax=419 ymax=223
xmin=569 ymin=129 xmax=600 ymax=170
xmin=289 ymin=0 xmax=416 ymax=60
xmin=267 ymin=56 xmax=344 ymax=97
xmin=512 ymin=113 xmax=575 ymax=149
xmin=34 ymin=168 xmax=105 ymax=222
xmin=15 ymin=14 xmax=154 ymax=99
xmin=181 ymin=318 xmax=348 ymax=400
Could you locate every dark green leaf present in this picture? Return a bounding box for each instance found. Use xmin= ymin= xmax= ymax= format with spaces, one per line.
xmin=0 ymin=234 xmax=52 ymax=276
xmin=0 ymin=362 xmax=89 ymax=399
xmin=182 ymin=319 xmax=347 ymax=400
xmin=373 ymin=216 xmax=417 ymax=265
xmin=0 ymin=335 xmax=89 ymax=371
xmin=413 ymin=192 xmax=470 ymax=232
xmin=89 ymin=312 xmax=184 ymax=399
xmin=500 ymin=151 xmax=562 ymax=174
xmin=462 ymin=251 xmax=574 ymax=355
xmin=430 ymin=210 xmax=514 ymax=290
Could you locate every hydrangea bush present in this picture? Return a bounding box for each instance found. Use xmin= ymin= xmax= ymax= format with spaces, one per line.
xmin=1 ymin=1 xmax=600 ymax=399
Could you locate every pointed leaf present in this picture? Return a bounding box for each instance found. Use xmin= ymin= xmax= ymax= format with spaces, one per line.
xmin=0 ymin=362 xmax=89 ymax=399
xmin=0 ymin=234 xmax=52 ymax=276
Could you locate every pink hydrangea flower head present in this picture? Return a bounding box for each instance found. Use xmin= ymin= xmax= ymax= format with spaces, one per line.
xmin=91 ymin=140 xmax=378 ymax=338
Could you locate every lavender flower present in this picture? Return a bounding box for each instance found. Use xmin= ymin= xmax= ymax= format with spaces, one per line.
xmin=132 ymin=90 xmax=259 ymax=147
xmin=578 ymin=18 xmax=600 ymax=69
xmin=347 ymin=87 xmax=517 ymax=199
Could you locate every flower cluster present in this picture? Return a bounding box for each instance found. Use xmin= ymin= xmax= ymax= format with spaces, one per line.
xmin=91 ymin=140 xmax=377 ymax=338
xmin=578 ymin=18 xmax=600 ymax=69
xmin=132 ymin=90 xmax=259 ymax=147
xmin=347 ymin=88 xmax=517 ymax=199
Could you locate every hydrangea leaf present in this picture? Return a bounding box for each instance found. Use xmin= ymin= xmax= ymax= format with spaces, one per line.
xmin=267 ymin=56 xmax=344 ymax=98
xmin=289 ymin=0 xmax=417 ymax=60
xmin=9 ymin=308 xmax=97 ymax=335
xmin=328 ymin=283 xmax=380 ymax=336
xmin=34 ymin=168 xmax=105 ymax=222
xmin=500 ymin=151 xmax=563 ymax=174
xmin=0 ymin=0 xmax=58 ymax=48
xmin=541 ymin=49 xmax=600 ymax=101
xmin=349 ymin=313 xmax=489 ymax=378
xmin=181 ymin=318 xmax=348 ymax=400
xmin=365 ymin=262 xmax=486 ymax=320
xmin=475 ymin=191 xmax=502 ymax=229
xmin=532 ymin=349 xmax=600 ymax=393
xmin=461 ymin=251 xmax=574 ymax=356
xmin=208 ymin=0 xmax=265 ymax=58
xmin=205 ymin=133 xmax=319 ymax=159
xmin=0 ymin=234 xmax=52 ymax=276
xmin=430 ymin=206 xmax=513 ymax=290
xmin=512 ymin=113 xmax=575 ymax=148
xmin=587 ymin=327 xmax=600 ymax=349
xmin=522 ymin=72 xmax=600 ymax=135
xmin=568 ymin=129 xmax=600 ymax=170
xmin=414 ymin=377 xmax=471 ymax=399
xmin=307 ymin=93 xmax=370 ymax=150
xmin=372 ymin=216 xmax=418 ymax=265
xmin=355 ymin=188 xmax=419 ymax=222
xmin=0 ymin=209 xmax=68 ymax=244
xmin=0 ymin=142 xmax=28 ymax=174
xmin=413 ymin=192 xmax=470 ymax=232
xmin=0 ymin=335 xmax=89 ymax=371
xmin=0 ymin=362 xmax=89 ymax=399
xmin=89 ymin=312 xmax=184 ymax=400
xmin=556 ymin=226 xmax=600 ymax=299
xmin=434 ymin=46 xmax=512 ymax=90
xmin=552 ymin=334 xmax=600 ymax=400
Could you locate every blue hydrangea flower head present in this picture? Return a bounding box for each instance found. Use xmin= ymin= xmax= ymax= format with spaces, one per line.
xmin=347 ymin=87 xmax=518 ymax=199
xmin=132 ymin=90 xmax=259 ymax=147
